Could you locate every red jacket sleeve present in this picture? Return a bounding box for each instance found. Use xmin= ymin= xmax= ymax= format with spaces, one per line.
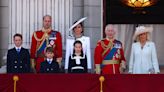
xmin=94 ymin=41 xmax=103 ymax=64
xmin=30 ymin=32 xmax=37 ymax=59
xmin=55 ymin=32 xmax=62 ymax=58
xmin=120 ymin=46 xmax=126 ymax=62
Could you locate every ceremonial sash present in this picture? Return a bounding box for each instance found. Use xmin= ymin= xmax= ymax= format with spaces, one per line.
xmin=36 ymin=31 xmax=57 ymax=55
xmin=103 ymin=48 xmax=118 ymax=60
xmin=101 ymin=41 xmax=119 ymax=69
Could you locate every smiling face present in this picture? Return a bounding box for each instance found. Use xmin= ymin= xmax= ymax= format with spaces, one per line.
xmin=45 ymin=52 xmax=54 ymax=59
xmin=139 ymin=32 xmax=148 ymax=42
xmin=74 ymin=43 xmax=82 ymax=54
xmin=43 ymin=16 xmax=52 ymax=29
xmin=73 ymin=24 xmax=83 ymax=36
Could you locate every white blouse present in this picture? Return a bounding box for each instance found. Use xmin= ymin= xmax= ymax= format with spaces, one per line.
xmin=65 ymin=36 xmax=91 ymax=70
xmin=129 ymin=41 xmax=160 ymax=74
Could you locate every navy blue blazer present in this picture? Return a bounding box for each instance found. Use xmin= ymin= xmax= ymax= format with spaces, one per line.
xmin=40 ymin=60 xmax=59 ymax=73
xmin=7 ymin=47 xmax=31 ymax=73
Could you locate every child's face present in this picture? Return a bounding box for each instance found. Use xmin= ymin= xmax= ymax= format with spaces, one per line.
xmin=14 ymin=36 xmax=22 ymax=47
xmin=74 ymin=43 xmax=82 ymax=53
xmin=45 ymin=52 xmax=54 ymax=59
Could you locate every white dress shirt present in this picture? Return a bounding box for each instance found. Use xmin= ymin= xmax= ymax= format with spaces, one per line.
xmin=15 ymin=46 xmax=22 ymax=52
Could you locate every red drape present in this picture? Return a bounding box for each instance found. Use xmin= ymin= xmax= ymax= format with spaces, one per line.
xmin=0 ymin=74 xmax=164 ymax=92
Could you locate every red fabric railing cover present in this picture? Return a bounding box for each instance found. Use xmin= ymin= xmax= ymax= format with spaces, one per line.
xmin=0 ymin=74 xmax=164 ymax=92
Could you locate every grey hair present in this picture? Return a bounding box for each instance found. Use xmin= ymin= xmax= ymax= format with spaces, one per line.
xmin=105 ymin=24 xmax=116 ymax=33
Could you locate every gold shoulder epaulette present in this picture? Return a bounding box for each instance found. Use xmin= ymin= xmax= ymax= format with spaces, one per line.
xmin=34 ymin=31 xmax=46 ymax=41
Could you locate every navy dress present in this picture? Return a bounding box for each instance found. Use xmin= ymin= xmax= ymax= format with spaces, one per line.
xmin=7 ymin=47 xmax=31 ymax=73
xmin=68 ymin=55 xmax=88 ymax=73
xmin=40 ymin=60 xmax=59 ymax=73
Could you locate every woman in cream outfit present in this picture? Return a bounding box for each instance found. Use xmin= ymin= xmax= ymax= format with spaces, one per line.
xmin=65 ymin=17 xmax=91 ymax=73
xmin=129 ymin=26 xmax=160 ymax=74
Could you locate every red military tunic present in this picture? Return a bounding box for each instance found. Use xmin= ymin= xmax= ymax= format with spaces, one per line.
xmin=30 ymin=29 xmax=62 ymax=72
xmin=94 ymin=38 xmax=126 ymax=74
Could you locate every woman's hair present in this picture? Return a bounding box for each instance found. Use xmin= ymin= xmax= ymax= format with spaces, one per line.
xmin=72 ymin=21 xmax=84 ymax=33
xmin=135 ymin=32 xmax=150 ymax=42
xmin=72 ymin=40 xmax=84 ymax=57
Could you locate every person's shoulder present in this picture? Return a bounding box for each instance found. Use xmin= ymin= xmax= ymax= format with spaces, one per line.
xmin=132 ymin=42 xmax=140 ymax=47
xmin=82 ymin=36 xmax=89 ymax=39
xmin=21 ymin=47 xmax=27 ymax=50
xmin=81 ymin=36 xmax=90 ymax=40
xmin=114 ymin=39 xmax=122 ymax=44
xmin=52 ymin=60 xmax=58 ymax=64
xmin=147 ymin=41 xmax=155 ymax=46
xmin=96 ymin=38 xmax=105 ymax=43
xmin=52 ymin=30 xmax=61 ymax=34
xmin=35 ymin=30 xmax=43 ymax=34
xmin=21 ymin=47 xmax=29 ymax=52
xmin=67 ymin=36 xmax=74 ymax=40
xmin=33 ymin=30 xmax=44 ymax=36
xmin=147 ymin=41 xmax=154 ymax=44
xmin=8 ymin=48 xmax=15 ymax=53
xmin=41 ymin=61 xmax=47 ymax=65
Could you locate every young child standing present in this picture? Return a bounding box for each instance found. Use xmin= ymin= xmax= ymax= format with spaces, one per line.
xmin=40 ymin=47 xmax=59 ymax=73
xmin=68 ymin=40 xmax=88 ymax=73
xmin=7 ymin=33 xmax=31 ymax=73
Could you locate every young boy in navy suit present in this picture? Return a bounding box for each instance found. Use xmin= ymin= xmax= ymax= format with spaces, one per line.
xmin=7 ymin=33 xmax=31 ymax=73
xmin=40 ymin=47 xmax=59 ymax=73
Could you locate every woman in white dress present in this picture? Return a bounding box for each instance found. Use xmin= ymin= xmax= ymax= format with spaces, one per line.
xmin=65 ymin=17 xmax=91 ymax=73
xmin=129 ymin=26 xmax=160 ymax=74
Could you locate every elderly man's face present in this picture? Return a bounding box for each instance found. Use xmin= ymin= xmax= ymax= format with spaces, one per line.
xmin=105 ymin=26 xmax=115 ymax=39
xmin=43 ymin=16 xmax=52 ymax=29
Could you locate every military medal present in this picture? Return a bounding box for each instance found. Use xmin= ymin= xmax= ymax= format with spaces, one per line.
xmin=50 ymin=40 xmax=54 ymax=45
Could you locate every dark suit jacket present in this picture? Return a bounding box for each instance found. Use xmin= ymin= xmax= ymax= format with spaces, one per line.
xmin=7 ymin=47 xmax=31 ymax=73
xmin=40 ymin=60 xmax=59 ymax=73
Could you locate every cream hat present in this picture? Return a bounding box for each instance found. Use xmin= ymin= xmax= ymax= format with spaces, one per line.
xmin=133 ymin=26 xmax=153 ymax=41
xmin=69 ymin=17 xmax=87 ymax=31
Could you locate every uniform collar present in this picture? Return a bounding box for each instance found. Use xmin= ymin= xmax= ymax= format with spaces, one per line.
xmin=15 ymin=46 xmax=22 ymax=50
xmin=47 ymin=58 xmax=53 ymax=64
xmin=106 ymin=37 xmax=114 ymax=42
xmin=42 ymin=27 xmax=52 ymax=33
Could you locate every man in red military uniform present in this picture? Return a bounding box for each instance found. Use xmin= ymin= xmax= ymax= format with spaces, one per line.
xmin=94 ymin=24 xmax=126 ymax=74
xmin=30 ymin=15 xmax=62 ymax=73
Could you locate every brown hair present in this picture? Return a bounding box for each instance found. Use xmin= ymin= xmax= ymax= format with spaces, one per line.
xmin=13 ymin=33 xmax=22 ymax=39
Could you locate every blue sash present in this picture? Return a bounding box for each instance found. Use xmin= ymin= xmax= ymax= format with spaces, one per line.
xmin=37 ymin=40 xmax=47 ymax=54
xmin=101 ymin=48 xmax=118 ymax=69
xmin=104 ymin=48 xmax=118 ymax=60
xmin=37 ymin=31 xmax=57 ymax=54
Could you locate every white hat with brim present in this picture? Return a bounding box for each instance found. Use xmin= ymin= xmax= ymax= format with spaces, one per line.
xmin=69 ymin=17 xmax=87 ymax=31
xmin=133 ymin=26 xmax=153 ymax=41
